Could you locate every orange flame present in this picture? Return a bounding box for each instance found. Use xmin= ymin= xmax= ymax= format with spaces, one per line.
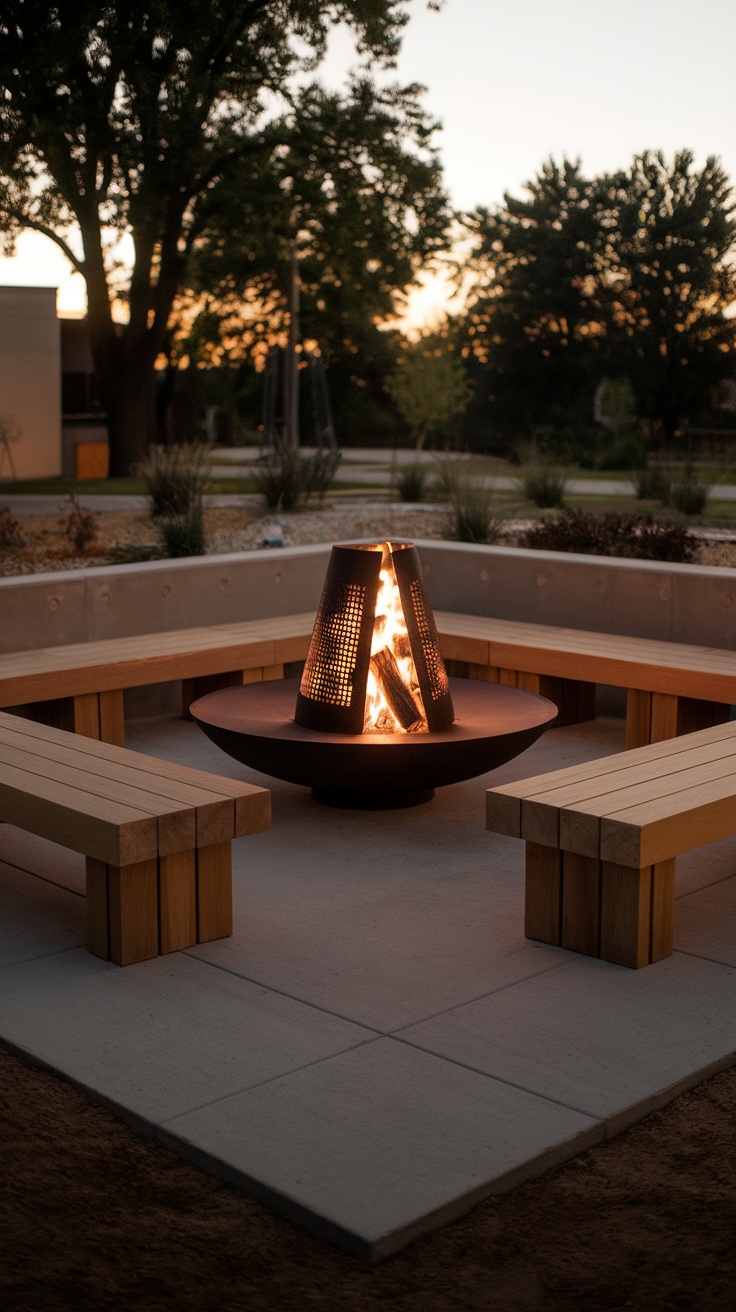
xmin=363 ymin=545 xmax=428 ymax=734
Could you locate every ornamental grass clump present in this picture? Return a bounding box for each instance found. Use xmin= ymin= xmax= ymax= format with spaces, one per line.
xmin=517 ymin=445 xmax=568 ymax=508
xmin=669 ymin=466 xmax=711 ymax=516
xmin=140 ymin=442 xmax=211 ymax=518
xmin=395 ymin=464 xmax=427 ymax=502
xmin=252 ymin=446 xmax=340 ymax=511
xmin=521 ymin=509 xmax=697 ymax=563
xmin=439 ymin=468 xmax=500 ymax=544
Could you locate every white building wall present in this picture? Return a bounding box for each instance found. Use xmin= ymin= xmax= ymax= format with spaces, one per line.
xmin=0 ymin=287 xmax=61 ymax=479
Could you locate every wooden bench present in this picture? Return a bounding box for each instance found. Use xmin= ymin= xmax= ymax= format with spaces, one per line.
xmin=1 ymin=611 xmax=733 ymax=754
xmin=0 ymin=711 xmax=270 ymax=966
xmin=485 ymin=720 xmax=736 ymax=969
xmin=0 ymin=613 xmax=316 ymax=747
xmin=435 ymin=612 xmax=735 ymax=748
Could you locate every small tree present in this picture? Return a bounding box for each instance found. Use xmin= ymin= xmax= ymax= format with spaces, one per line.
xmin=386 ymin=334 xmax=471 ymax=449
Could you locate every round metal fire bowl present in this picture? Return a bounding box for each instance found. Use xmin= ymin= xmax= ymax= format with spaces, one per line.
xmin=191 ymin=678 xmax=557 ymax=809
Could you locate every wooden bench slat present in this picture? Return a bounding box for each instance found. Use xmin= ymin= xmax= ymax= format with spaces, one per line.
xmin=0 ymin=723 xmax=237 ymax=851
xmin=0 ymin=711 xmax=270 ymax=839
xmin=0 ymin=739 xmax=198 ymax=856
xmin=601 ymin=780 xmax=736 ymax=868
xmin=488 ymin=719 xmax=736 ymax=805
xmin=0 ymin=614 xmax=317 ymax=705
xmin=435 ymin=612 xmax=736 ymax=702
xmin=525 ymin=734 xmax=736 ymax=822
xmin=0 ymin=761 xmax=157 ymax=865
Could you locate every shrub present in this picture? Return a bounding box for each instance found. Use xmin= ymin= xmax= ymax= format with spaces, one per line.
xmin=669 ymin=468 xmax=711 ymax=515
xmin=157 ymin=503 xmax=206 ymax=558
xmin=59 ymin=494 xmax=99 ymax=553
xmin=441 ymin=471 xmax=500 ymax=544
xmin=0 ymin=506 xmax=25 ymax=550
xmin=521 ymin=510 xmax=697 ymax=563
xmin=252 ymin=445 xmax=340 ymax=511
xmin=516 ymin=446 xmax=567 ymax=507
xmin=395 ymin=464 xmax=426 ymax=502
xmin=140 ymin=443 xmax=211 ymax=518
xmin=598 ymin=431 xmax=648 ymax=471
xmin=633 ymin=466 xmax=672 ymax=502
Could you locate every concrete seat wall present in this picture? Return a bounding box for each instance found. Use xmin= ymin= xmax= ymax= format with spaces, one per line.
xmin=1 ymin=540 xmax=734 ymax=655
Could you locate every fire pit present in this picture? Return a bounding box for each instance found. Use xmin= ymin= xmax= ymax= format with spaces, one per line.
xmin=191 ymin=542 xmax=557 ymax=807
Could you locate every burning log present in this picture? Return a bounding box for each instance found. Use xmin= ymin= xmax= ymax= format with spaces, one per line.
xmin=370 ymin=646 xmax=424 ymax=732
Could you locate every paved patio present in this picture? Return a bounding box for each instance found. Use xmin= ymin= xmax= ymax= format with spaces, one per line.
xmin=2 ymin=712 xmax=736 ymax=1260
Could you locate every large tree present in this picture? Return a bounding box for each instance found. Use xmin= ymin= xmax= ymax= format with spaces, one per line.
xmin=173 ymin=73 xmax=449 ymax=432
xmin=463 ymin=159 xmax=607 ymax=437
xmin=600 ymin=151 xmax=736 ymax=437
xmin=463 ymin=152 xmax=736 ymax=445
xmin=0 ymin=1 xmax=445 ymax=474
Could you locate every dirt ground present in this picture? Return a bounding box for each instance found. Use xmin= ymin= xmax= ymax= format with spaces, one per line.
xmin=1 ymin=1042 xmax=735 ymax=1312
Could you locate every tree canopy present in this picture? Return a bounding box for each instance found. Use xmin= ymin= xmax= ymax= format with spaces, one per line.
xmin=0 ymin=1 xmax=447 ymax=471
xmin=463 ymin=151 xmax=736 ymax=447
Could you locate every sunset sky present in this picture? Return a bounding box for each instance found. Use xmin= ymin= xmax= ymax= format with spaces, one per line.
xmin=2 ymin=0 xmax=734 ymax=318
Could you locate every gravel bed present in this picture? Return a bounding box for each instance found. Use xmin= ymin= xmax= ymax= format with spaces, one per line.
xmin=1 ymin=500 xmax=735 ymax=576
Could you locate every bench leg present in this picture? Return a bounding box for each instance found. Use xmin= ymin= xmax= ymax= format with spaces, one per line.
xmin=469 ymin=667 xmax=596 ymax=727
xmin=86 ymin=856 xmax=159 ymax=966
xmin=626 ymin=689 xmax=731 ymax=749
xmin=524 ymin=843 xmax=676 ymax=968
xmin=86 ymin=844 xmax=232 ymax=965
xmin=197 ymin=841 xmax=233 ymax=943
xmin=26 ymin=691 xmax=125 ymax=746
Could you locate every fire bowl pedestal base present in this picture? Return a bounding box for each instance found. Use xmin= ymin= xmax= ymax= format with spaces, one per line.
xmin=191 ymin=678 xmax=558 ymax=809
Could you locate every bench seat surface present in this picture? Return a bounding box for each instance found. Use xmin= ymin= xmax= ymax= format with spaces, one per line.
xmin=435 ymin=611 xmax=736 ymax=703
xmin=0 ymin=710 xmax=269 ymax=866
xmin=0 ymin=613 xmax=317 ymax=704
xmin=487 ymin=719 xmax=736 ymax=869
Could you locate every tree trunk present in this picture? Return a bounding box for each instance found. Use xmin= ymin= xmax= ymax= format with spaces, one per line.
xmin=92 ymin=335 xmax=160 ymax=477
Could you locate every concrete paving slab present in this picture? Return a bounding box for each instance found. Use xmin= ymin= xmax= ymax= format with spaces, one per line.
xmin=676 ymin=875 xmax=736 ymax=967
xmin=396 ymin=952 xmax=736 ymax=1130
xmin=0 ymin=824 xmax=86 ymax=895
xmin=675 ymin=834 xmax=736 ymax=899
xmin=0 ymin=860 xmax=84 ymax=966
xmin=125 ymin=716 xmax=625 ymax=1029
xmin=0 ymin=948 xmax=374 ymax=1123
xmin=4 ymin=710 xmax=736 ymax=1259
xmin=162 ymin=1036 xmax=600 ymax=1260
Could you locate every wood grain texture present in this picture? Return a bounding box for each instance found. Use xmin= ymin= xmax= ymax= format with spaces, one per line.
xmin=649 ymin=692 xmax=679 ymax=745
xmin=468 ymin=664 xmax=500 ymax=683
xmin=524 ymin=842 xmax=561 ymax=944
xmin=98 ymin=690 xmax=125 ymax=747
xmin=197 ymin=842 xmax=233 ymax=943
xmin=485 ymin=790 xmax=522 ymax=838
xmin=158 ymin=850 xmax=197 ymax=953
xmin=626 ymin=688 xmax=651 ymax=749
xmin=650 ymin=859 xmax=676 ymax=962
xmin=261 ymin=663 xmax=285 ymax=681
xmin=520 ymin=797 xmax=559 ymax=848
xmin=234 ymin=788 xmax=271 ymax=839
xmin=561 ymin=852 xmax=601 ymax=957
xmin=73 ymin=693 xmax=101 ymax=740
xmin=108 ymin=858 xmax=159 ymax=966
xmin=600 ymin=862 xmax=651 ymax=968
xmin=85 ymin=857 xmax=109 ymax=960
xmin=0 ymin=760 xmax=157 ymax=865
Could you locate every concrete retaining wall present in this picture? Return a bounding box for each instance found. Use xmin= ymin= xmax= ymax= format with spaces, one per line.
xmin=1 ymin=539 xmax=734 ymax=654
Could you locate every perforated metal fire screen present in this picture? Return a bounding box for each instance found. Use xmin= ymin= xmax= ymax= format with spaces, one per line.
xmin=294 ymin=542 xmax=455 ymax=735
